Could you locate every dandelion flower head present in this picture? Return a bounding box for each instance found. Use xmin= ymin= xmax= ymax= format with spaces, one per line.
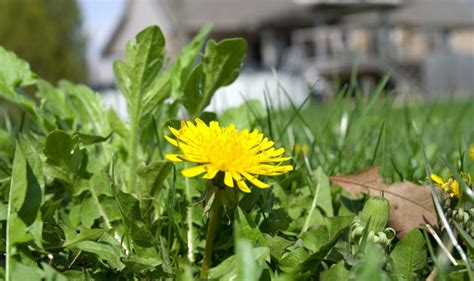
xmin=430 ymin=172 xmax=472 ymax=198
xmin=165 ymin=118 xmax=293 ymax=193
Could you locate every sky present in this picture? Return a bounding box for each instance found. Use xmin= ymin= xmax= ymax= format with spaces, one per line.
xmin=78 ymin=0 xmax=126 ymax=59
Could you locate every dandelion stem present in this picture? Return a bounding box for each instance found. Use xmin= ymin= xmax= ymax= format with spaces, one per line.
xmin=200 ymin=188 xmax=220 ymax=279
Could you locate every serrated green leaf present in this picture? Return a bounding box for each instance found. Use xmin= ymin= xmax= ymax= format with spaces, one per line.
xmin=80 ymin=196 xmax=101 ymax=228
xmin=300 ymin=216 xmax=354 ymax=272
xmin=326 ymin=215 xmax=354 ymax=237
xmin=280 ymin=247 xmax=309 ymax=273
xmin=170 ymin=23 xmax=212 ymax=99
xmin=0 ymin=46 xmax=37 ymax=87
xmin=261 ymin=208 xmax=292 ymax=235
xmin=114 ymin=26 xmax=166 ymax=115
xmin=7 ymin=213 xmax=32 ymax=245
xmin=121 ymin=255 xmax=162 ymax=274
xmin=62 ymin=270 xmax=91 ymax=280
xmin=137 ymin=160 xmax=172 ymax=198
xmin=208 ymin=247 xmax=270 ymax=279
xmin=263 ymin=234 xmax=293 ymax=260
xmin=75 ymin=132 xmax=112 ymax=147
xmin=182 ymin=38 xmax=247 ymax=116
xmin=390 ymin=229 xmax=427 ymax=281
xmin=113 ymin=25 xmax=167 ymax=193
xmin=141 ymin=76 xmax=171 ymax=121
xmin=61 ymin=223 xmax=106 ymax=248
xmin=59 ymin=81 xmax=110 ymax=135
xmin=99 ymin=197 xmax=122 ymax=223
xmin=0 ymin=202 xmax=7 ymax=221
xmin=301 ymin=225 xmax=330 ymax=253
xmin=107 ymin=108 xmax=129 ymax=139
xmin=314 ymin=167 xmax=333 ymax=216
xmin=198 ymin=111 xmax=218 ymax=124
xmin=0 ymin=45 xmax=42 ymax=126
xmin=41 ymin=262 xmax=68 ymax=281
xmin=320 ymin=261 xmax=349 ymax=281
xmin=44 ymin=130 xmax=90 ymax=177
xmin=74 ymin=171 xmax=112 ymax=197
xmin=235 ymin=207 xmax=264 ymax=245
xmin=0 ymin=78 xmax=42 ymax=126
xmin=76 ymin=241 xmax=125 ymax=270
xmin=6 ymin=141 xmax=42 ymax=234
xmin=11 ymin=261 xmax=42 ymax=281
xmin=44 ymin=130 xmax=79 ymax=166
xmin=36 ymin=79 xmax=71 ymax=119
xmin=0 ymin=128 xmax=14 ymax=155
xmin=220 ymin=99 xmax=265 ymax=129
xmin=18 ymin=135 xmax=44 ymax=189
xmin=115 ymin=190 xmax=142 ymax=222
xmin=68 ymin=203 xmax=81 ymax=227
xmin=114 ymin=190 xmax=154 ymax=247
xmin=9 ymin=143 xmax=30 ymax=212
xmin=351 ymin=244 xmax=390 ymax=281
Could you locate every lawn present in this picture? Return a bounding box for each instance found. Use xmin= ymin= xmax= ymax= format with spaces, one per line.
xmin=0 ymin=25 xmax=473 ymax=280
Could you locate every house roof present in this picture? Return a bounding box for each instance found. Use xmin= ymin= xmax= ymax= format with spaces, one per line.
xmin=182 ymin=0 xmax=312 ymax=32
xmin=102 ymin=0 xmax=402 ymax=57
xmin=103 ymin=0 xmax=312 ymax=57
xmin=344 ymin=0 xmax=474 ymax=28
xmin=388 ymin=0 xmax=474 ymax=28
xmin=102 ymin=0 xmax=474 ymax=58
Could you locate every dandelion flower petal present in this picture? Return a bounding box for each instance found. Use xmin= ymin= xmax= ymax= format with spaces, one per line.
xmin=182 ymin=165 xmax=207 ymax=177
xmin=165 ymin=154 xmax=183 ymax=162
xmin=430 ymin=174 xmax=444 ymax=185
xmin=237 ymin=180 xmax=251 ymax=193
xmin=224 ymin=172 xmax=234 ymax=187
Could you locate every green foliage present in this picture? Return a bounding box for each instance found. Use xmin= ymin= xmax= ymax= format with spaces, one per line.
xmin=0 ymin=24 xmax=473 ymax=280
xmin=182 ymin=38 xmax=247 ymax=116
xmin=320 ymin=261 xmax=349 ymax=280
xmin=390 ymin=229 xmax=427 ymax=280
xmin=0 ymin=47 xmax=42 ymax=123
xmin=0 ymin=0 xmax=87 ymax=83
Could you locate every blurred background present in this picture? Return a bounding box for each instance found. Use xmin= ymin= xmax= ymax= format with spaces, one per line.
xmin=1 ymin=0 xmax=473 ymax=113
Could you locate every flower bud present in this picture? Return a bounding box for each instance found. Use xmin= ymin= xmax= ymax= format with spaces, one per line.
xmin=359 ymin=196 xmax=390 ymax=233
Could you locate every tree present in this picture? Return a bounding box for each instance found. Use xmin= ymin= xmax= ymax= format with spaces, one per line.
xmin=0 ymin=0 xmax=88 ymax=83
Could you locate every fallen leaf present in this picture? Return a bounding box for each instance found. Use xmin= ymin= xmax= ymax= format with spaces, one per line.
xmin=330 ymin=167 xmax=438 ymax=237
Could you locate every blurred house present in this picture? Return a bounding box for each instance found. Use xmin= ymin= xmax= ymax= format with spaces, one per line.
xmin=290 ymin=0 xmax=474 ymax=97
xmin=93 ymin=0 xmax=474 ymax=107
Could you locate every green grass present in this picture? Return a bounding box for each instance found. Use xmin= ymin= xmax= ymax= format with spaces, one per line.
xmin=284 ymin=97 xmax=474 ymax=181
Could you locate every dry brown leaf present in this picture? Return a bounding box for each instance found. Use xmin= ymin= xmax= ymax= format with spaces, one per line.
xmin=330 ymin=166 xmax=438 ymax=237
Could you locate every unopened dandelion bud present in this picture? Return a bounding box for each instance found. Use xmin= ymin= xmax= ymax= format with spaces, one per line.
xmin=384 ymin=227 xmax=396 ymax=240
xmin=377 ymin=231 xmax=387 ymax=244
xmin=359 ymin=196 xmax=390 ymax=233
xmin=373 ymin=234 xmax=380 ymax=244
xmin=463 ymin=212 xmax=470 ymax=224
xmin=350 ymin=222 xmax=364 ymax=241
xmin=468 ymin=208 xmax=474 ymax=217
xmin=367 ymin=231 xmax=375 ymax=243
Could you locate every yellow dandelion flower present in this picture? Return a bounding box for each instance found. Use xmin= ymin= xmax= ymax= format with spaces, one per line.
xmin=469 ymin=145 xmax=474 ymax=160
xmin=430 ymin=172 xmax=472 ymax=198
xmin=164 ymin=118 xmax=293 ymax=193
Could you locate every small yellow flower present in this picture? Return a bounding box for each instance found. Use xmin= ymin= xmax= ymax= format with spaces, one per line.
xmin=469 ymin=145 xmax=474 ymax=160
xmin=430 ymin=172 xmax=472 ymax=198
xmin=165 ymin=118 xmax=293 ymax=193
xmin=294 ymin=144 xmax=310 ymax=155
